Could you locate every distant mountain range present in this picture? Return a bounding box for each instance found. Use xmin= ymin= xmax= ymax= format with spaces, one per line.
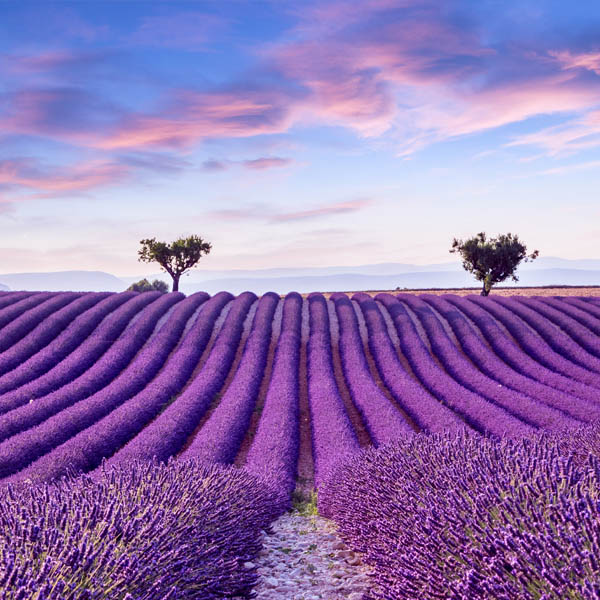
xmin=2 ymin=257 xmax=600 ymax=294
xmin=0 ymin=271 xmax=125 ymax=292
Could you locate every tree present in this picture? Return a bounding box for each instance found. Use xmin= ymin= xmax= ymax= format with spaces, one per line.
xmin=450 ymin=232 xmax=539 ymax=296
xmin=137 ymin=235 xmax=212 ymax=292
xmin=126 ymin=278 xmax=169 ymax=293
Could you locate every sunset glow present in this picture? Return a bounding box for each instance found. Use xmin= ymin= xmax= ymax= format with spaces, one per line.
xmin=1 ymin=1 xmax=599 ymax=275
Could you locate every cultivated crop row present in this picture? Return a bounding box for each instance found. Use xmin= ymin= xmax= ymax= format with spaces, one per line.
xmin=0 ymin=290 xmax=598 ymax=488
xmin=2 ymin=289 xmax=600 ymax=598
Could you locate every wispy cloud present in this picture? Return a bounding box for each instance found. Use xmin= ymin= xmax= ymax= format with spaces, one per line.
xmin=0 ymin=157 xmax=130 ymax=196
xmin=201 ymin=157 xmax=293 ymax=172
xmin=5 ymin=50 xmax=117 ymax=75
xmin=270 ymin=197 xmax=373 ymax=222
xmin=117 ymin=152 xmax=192 ymax=173
xmin=208 ymin=206 xmax=266 ymax=221
xmin=91 ymin=87 xmax=303 ymax=150
xmin=550 ymin=50 xmax=600 ymax=75
xmin=0 ymin=87 xmax=124 ymax=142
xmin=538 ymin=159 xmax=600 ymax=176
xmin=242 ymin=157 xmax=292 ymax=170
xmin=207 ymin=197 xmax=373 ymax=223
xmin=507 ymin=110 xmax=600 ymax=156
xmin=2 ymin=1 xmax=600 ymax=177
xmin=201 ymin=159 xmax=229 ymax=172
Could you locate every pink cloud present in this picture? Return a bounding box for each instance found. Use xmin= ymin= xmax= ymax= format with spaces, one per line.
xmin=6 ymin=50 xmax=111 ymax=74
xmin=202 ymin=156 xmax=293 ymax=172
xmin=267 ymin=2 xmax=600 ymax=152
xmin=507 ymin=109 xmax=600 ymax=156
xmin=3 ymin=2 xmax=600 ymax=161
xmin=538 ymin=159 xmax=600 ymax=176
xmin=0 ymin=158 xmax=130 ymax=195
xmin=91 ymin=88 xmax=300 ymax=150
xmin=206 ymin=197 xmax=372 ymax=223
xmin=208 ymin=206 xmax=265 ymax=221
xmin=427 ymin=74 xmax=598 ymax=136
xmin=242 ymin=157 xmax=292 ymax=170
xmin=550 ymin=50 xmax=600 ymax=75
xmin=265 ymin=3 xmax=495 ymax=139
xmin=270 ymin=198 xmax=373 ymax=222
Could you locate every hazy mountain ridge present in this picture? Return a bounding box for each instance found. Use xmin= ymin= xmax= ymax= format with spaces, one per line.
xmin=2 ymin=258 xmax=600 ymax=293
xmin=0 ymin=271 xmax=125 ymax=292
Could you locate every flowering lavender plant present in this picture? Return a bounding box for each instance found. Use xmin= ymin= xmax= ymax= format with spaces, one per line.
xmin=0 ymin=459 xmax=286 ymax=599
xmin=320 ymin=426 xmax=600 ymax=600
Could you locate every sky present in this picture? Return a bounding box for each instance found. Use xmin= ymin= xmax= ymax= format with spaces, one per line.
xmin=1 ymin=0 xmax=600 ymax=276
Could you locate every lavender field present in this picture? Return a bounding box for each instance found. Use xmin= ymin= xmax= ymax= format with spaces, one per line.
xmin=2 ymin=289 xmax=600 ymax=598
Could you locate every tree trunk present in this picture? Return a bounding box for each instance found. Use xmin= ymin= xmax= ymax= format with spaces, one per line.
xmin=481 ymin=281 xmax=491 ymax=296
xmin=172 ymin=274 xmax=180 ymax=292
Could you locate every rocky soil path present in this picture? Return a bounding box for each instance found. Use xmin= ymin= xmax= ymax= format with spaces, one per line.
xmin=249 ymin=509 xmax=373 ymax=600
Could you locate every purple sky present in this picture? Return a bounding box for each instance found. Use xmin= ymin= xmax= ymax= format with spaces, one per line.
xmin=1 ymin=0 xmax=599 ymax=276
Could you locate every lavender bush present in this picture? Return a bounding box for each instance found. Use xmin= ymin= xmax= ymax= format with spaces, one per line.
xmin=0 ymin=292 xmax=180 ymax=417
xmin=0 ymin=459 xmax=286 ymax=600
xmin=0 ymin=291 xmax=136 ymax=397
xmin=423 ymin=294 xmax=600 ymax=419
xmin=320 ymin=427 xmax=600 ymax=600
xmin=331 ymin=292 xmax=412 ymax=443
xmin=3 ymin=292 xmax=208 ymax=482
xmin=542 ymin=296 xmax=600 ymax=336
xmin=516 ymin=296 xmax=600 ymax=359
xmin=353 ymin=292 xmax=464 ymax=433
xmin=469 ymin=295 xmax=600 ymax=388
xmin=183 ymin=292 xmax=277 ymax=464
xmin=395 ymin=294 xmax=580 ymax=430
xmin=0 ymin=292 xmax=53 ymax=333
xmin=0 ymin=292 xmax=106 ymax=376
xmin=245 ymin=292 xmax=302 ymax=501
xmin=445 ymin=295 xmax=600 ymax=400
xmin=377 ymin=293 xmax=532 ymax=437
xmin=307 ymin=293 xmax=360 ymax=487
xmin=0 ymin=292 xmax=80 ymax=353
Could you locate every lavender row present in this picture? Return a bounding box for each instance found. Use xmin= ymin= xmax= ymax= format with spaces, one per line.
xmin=0 ymin=292 xmax=118 ymax=392
xmin=563 ymin=296 xmax=600 ymax=322
xmin=307 ymin=293 xmax=360 ymax=488
xmin=445 ymin=295 xmax=600 ymax=402
xmin=423 ymin=295 xmax=600 ymax=423
xmin=245 ymin=292 xmax=302 ymax=500
xmin=0 ymin=292 xmax=82 ymax=355
xmin=352 ymin=293 xmax=464 ymax=433
xmin=106 ymin=291 xmax=266 ymax=466
xmin=397 ymin=294 xmax=580 ymax=431
xmin=489 ymin=296 xmax=600 ymax=377
xmin=0 ymin=292 xmax=52 ymax=333
xmin=331 ymin=293 xmax=412 ymax=444
xmin=377 ymin=294 xmax=533 ymax=437
xmin=0 ymin=291 xmax=35 ymax=314
xmin=182 ymin=293 xmax=278 ymax=464
xmin=545 ymin=296 xmax=600 ymax=335
xmin=320 ymin=429 xmax=600 ymax=600
xmin=0 ymin=292 xmax=198 ymax=480
xmin=516 ymin=296 xmax=600 ymax=358
xmin=10 ymin=292 xmax=235 ymax=483
xmin=1 ymin=460 xmax=287 ymax=600
xmin=0 ymin=291 xmax=157 ymax=402
xmin=0 ymin=292 xmax=181 ymax=434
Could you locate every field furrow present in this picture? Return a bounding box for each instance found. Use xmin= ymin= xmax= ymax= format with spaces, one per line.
xmin=0 ymin=288 xmax=594 ymax=494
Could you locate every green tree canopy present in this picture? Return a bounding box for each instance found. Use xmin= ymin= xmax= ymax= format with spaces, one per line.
xmin=126 ymin=278 xmax=169 ymax=293
xmin=450 ymin=232 xmax=539 ymax=296
xmin=137 ymin=235 xmax=212 ymax=292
